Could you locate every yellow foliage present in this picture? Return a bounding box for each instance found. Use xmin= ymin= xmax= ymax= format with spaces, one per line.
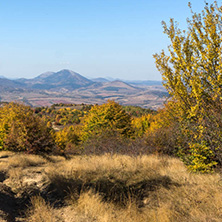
xmin=153 ymin=2 xmax=222 ymax=171
xmin=131 ymin=114 xmax=152 ymax=137
xmin=81 ymin=101 xmax=133 ymax=141
xmin=0 ymin=102 xmax=54 ymax=153
xmin=55 ymin=125 xmax=81 ymax=151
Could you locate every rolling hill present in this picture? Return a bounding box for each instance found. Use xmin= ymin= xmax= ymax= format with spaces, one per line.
xmin=17 ymin=69 xmax=93 ymax=90
xmin=0 ymin=69 xmax=167 ymax=109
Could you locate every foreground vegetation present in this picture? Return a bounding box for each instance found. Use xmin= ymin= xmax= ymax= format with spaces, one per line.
xmin=0 ymin=151 xmax=221 ymax=221
xmin=1 ymin=2 xmax=222 ymax=174
xmin=0 ymin=2 xmax=222 ymax=221
xmin=1 ymin=98 xmax=221 ymax=173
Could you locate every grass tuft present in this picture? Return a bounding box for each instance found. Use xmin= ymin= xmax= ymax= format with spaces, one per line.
xmin=0 ymin=152 xmax=221 ymax=221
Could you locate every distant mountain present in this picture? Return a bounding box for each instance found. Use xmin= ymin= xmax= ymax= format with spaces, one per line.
xmin=0 ymin=70 xmax=167 ymax=109
xmin=18 ymin=69 xmax=93 ymax=90
xmin=0 ymin=78 xmax=27 ymax=95
xmin=0 ymin=78 xmax=26 ymax=88
xmin=101 ymin=80 xmax=139 ymax=91
xmin=1 ymin=70 xmax=162 ymax=92
xmin=80 ymin=80 xmax=139 ymax=92
xmin=92 ymin=78 xmax=163 ymax=86
xmin=0 ymin=75 xmax=6 ymax=79
xmin=34 ymin=71 xmax=55 ymax=80
xmin=125 ymin=80 xmax=162 ymax=86
xmin=91 ymin=77 xmax=110 ymax=83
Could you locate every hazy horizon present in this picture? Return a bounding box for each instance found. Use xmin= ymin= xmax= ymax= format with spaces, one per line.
xmin=0 ymin=0 xmax=215 ymax=81
xmin=0 ymin=68 xmax=163 ymax=82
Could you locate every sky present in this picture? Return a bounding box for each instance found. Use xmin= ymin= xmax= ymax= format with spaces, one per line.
xmin=0 ymin=0 xmax=216 ymax=80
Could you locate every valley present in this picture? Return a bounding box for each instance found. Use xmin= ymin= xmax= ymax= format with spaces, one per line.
xmin=0 ymin=69 xmax=167 ymax=109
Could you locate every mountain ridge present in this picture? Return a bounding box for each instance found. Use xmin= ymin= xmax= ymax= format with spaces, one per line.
xmin=0 ymin=69 xmax=167 ymax=109
xmin=1 ymin=69 xmax=163 ymax=91
xmin=16 ymin=69 xmax=93 ymax=90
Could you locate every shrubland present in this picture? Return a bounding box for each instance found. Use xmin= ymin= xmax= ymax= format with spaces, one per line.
xmin=0 ymin=1 xmax=222 ymax=221
xmin=0 ymin=2 xmax=221 ymax=173
xmin=0 ymin=99 xmax=221 ymax=221
xmin=0 ymin=92 xmax=221 ymax=172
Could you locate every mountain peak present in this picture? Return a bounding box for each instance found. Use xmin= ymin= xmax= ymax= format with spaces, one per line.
xmin=28 ymin=69 xmax=93 ymax=90
xmin=55 ymin=69 xmax=81 ymax=77
xmin=57 ymin=69 xmax=74 ymax=74
xmin=59 ymin=69 xmax=73 ymax=72
xmin=35 ymin=69 xmax=82 ymax=80
xmin=91 ymin=77 xmax=110 ymax=83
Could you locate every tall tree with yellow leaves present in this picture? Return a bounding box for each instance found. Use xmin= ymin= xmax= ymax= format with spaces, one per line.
xmin=153 ymin=2 xmax=222 ymax=172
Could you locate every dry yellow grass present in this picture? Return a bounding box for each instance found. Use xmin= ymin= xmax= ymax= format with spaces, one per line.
xmin=26 ymin=196 xmax=59 ymax=222
xmin=69 ymin=190 xmax=148 ymax=222
xmin=0 ymin=153 xmax=47 ymax=175
xmin=0 ymin=153 xmax=49 ymax=195
xmin=0 ymin=151 xmax=14 ymax=158
xmin=0 ymin=152 xmax=221 ymax=221
xmin=44 ymin=154 xmax=222 ymax=222
xmin=5 ymin=154 xmax=47 ymax=168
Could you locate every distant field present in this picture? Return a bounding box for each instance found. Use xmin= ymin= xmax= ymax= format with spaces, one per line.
xmin=0 ymin=84 xmax=167 ymax=109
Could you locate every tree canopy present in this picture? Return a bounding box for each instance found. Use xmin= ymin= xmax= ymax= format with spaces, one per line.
xmin=0 ymin=103 xmax=54 ymax=153
xmin=81 ymin=101 xmax=133 ymax=141
xmin=154 ymin=2 xmax=222 ymax=116
xmin=153 ymin=1 xmax=222 ymax=172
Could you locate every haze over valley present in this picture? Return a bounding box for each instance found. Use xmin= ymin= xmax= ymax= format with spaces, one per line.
xmin=0 ymin=69 xmax=166 ymax=109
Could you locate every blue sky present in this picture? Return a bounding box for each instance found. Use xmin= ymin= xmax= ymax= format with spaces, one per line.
xmin=0 ymin=0 xmax=215 ymax=80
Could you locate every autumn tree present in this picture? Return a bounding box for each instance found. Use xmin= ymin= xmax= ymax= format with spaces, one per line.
xmin=0 ymin=103 xmax=55 ymax=153
xmin=81 ymin=101 xmax=133 ymax=142
xmin=55 ymin=125 xmax=81 ymax=152
xmin=132 ymin=114 xmax=152 ymax=137
xmin=153 ymin=2 xmax=222 ymax=172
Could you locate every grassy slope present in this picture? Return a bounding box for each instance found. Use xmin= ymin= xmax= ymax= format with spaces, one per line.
xmin=0 ymin=151 xmax=221 ymax=221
